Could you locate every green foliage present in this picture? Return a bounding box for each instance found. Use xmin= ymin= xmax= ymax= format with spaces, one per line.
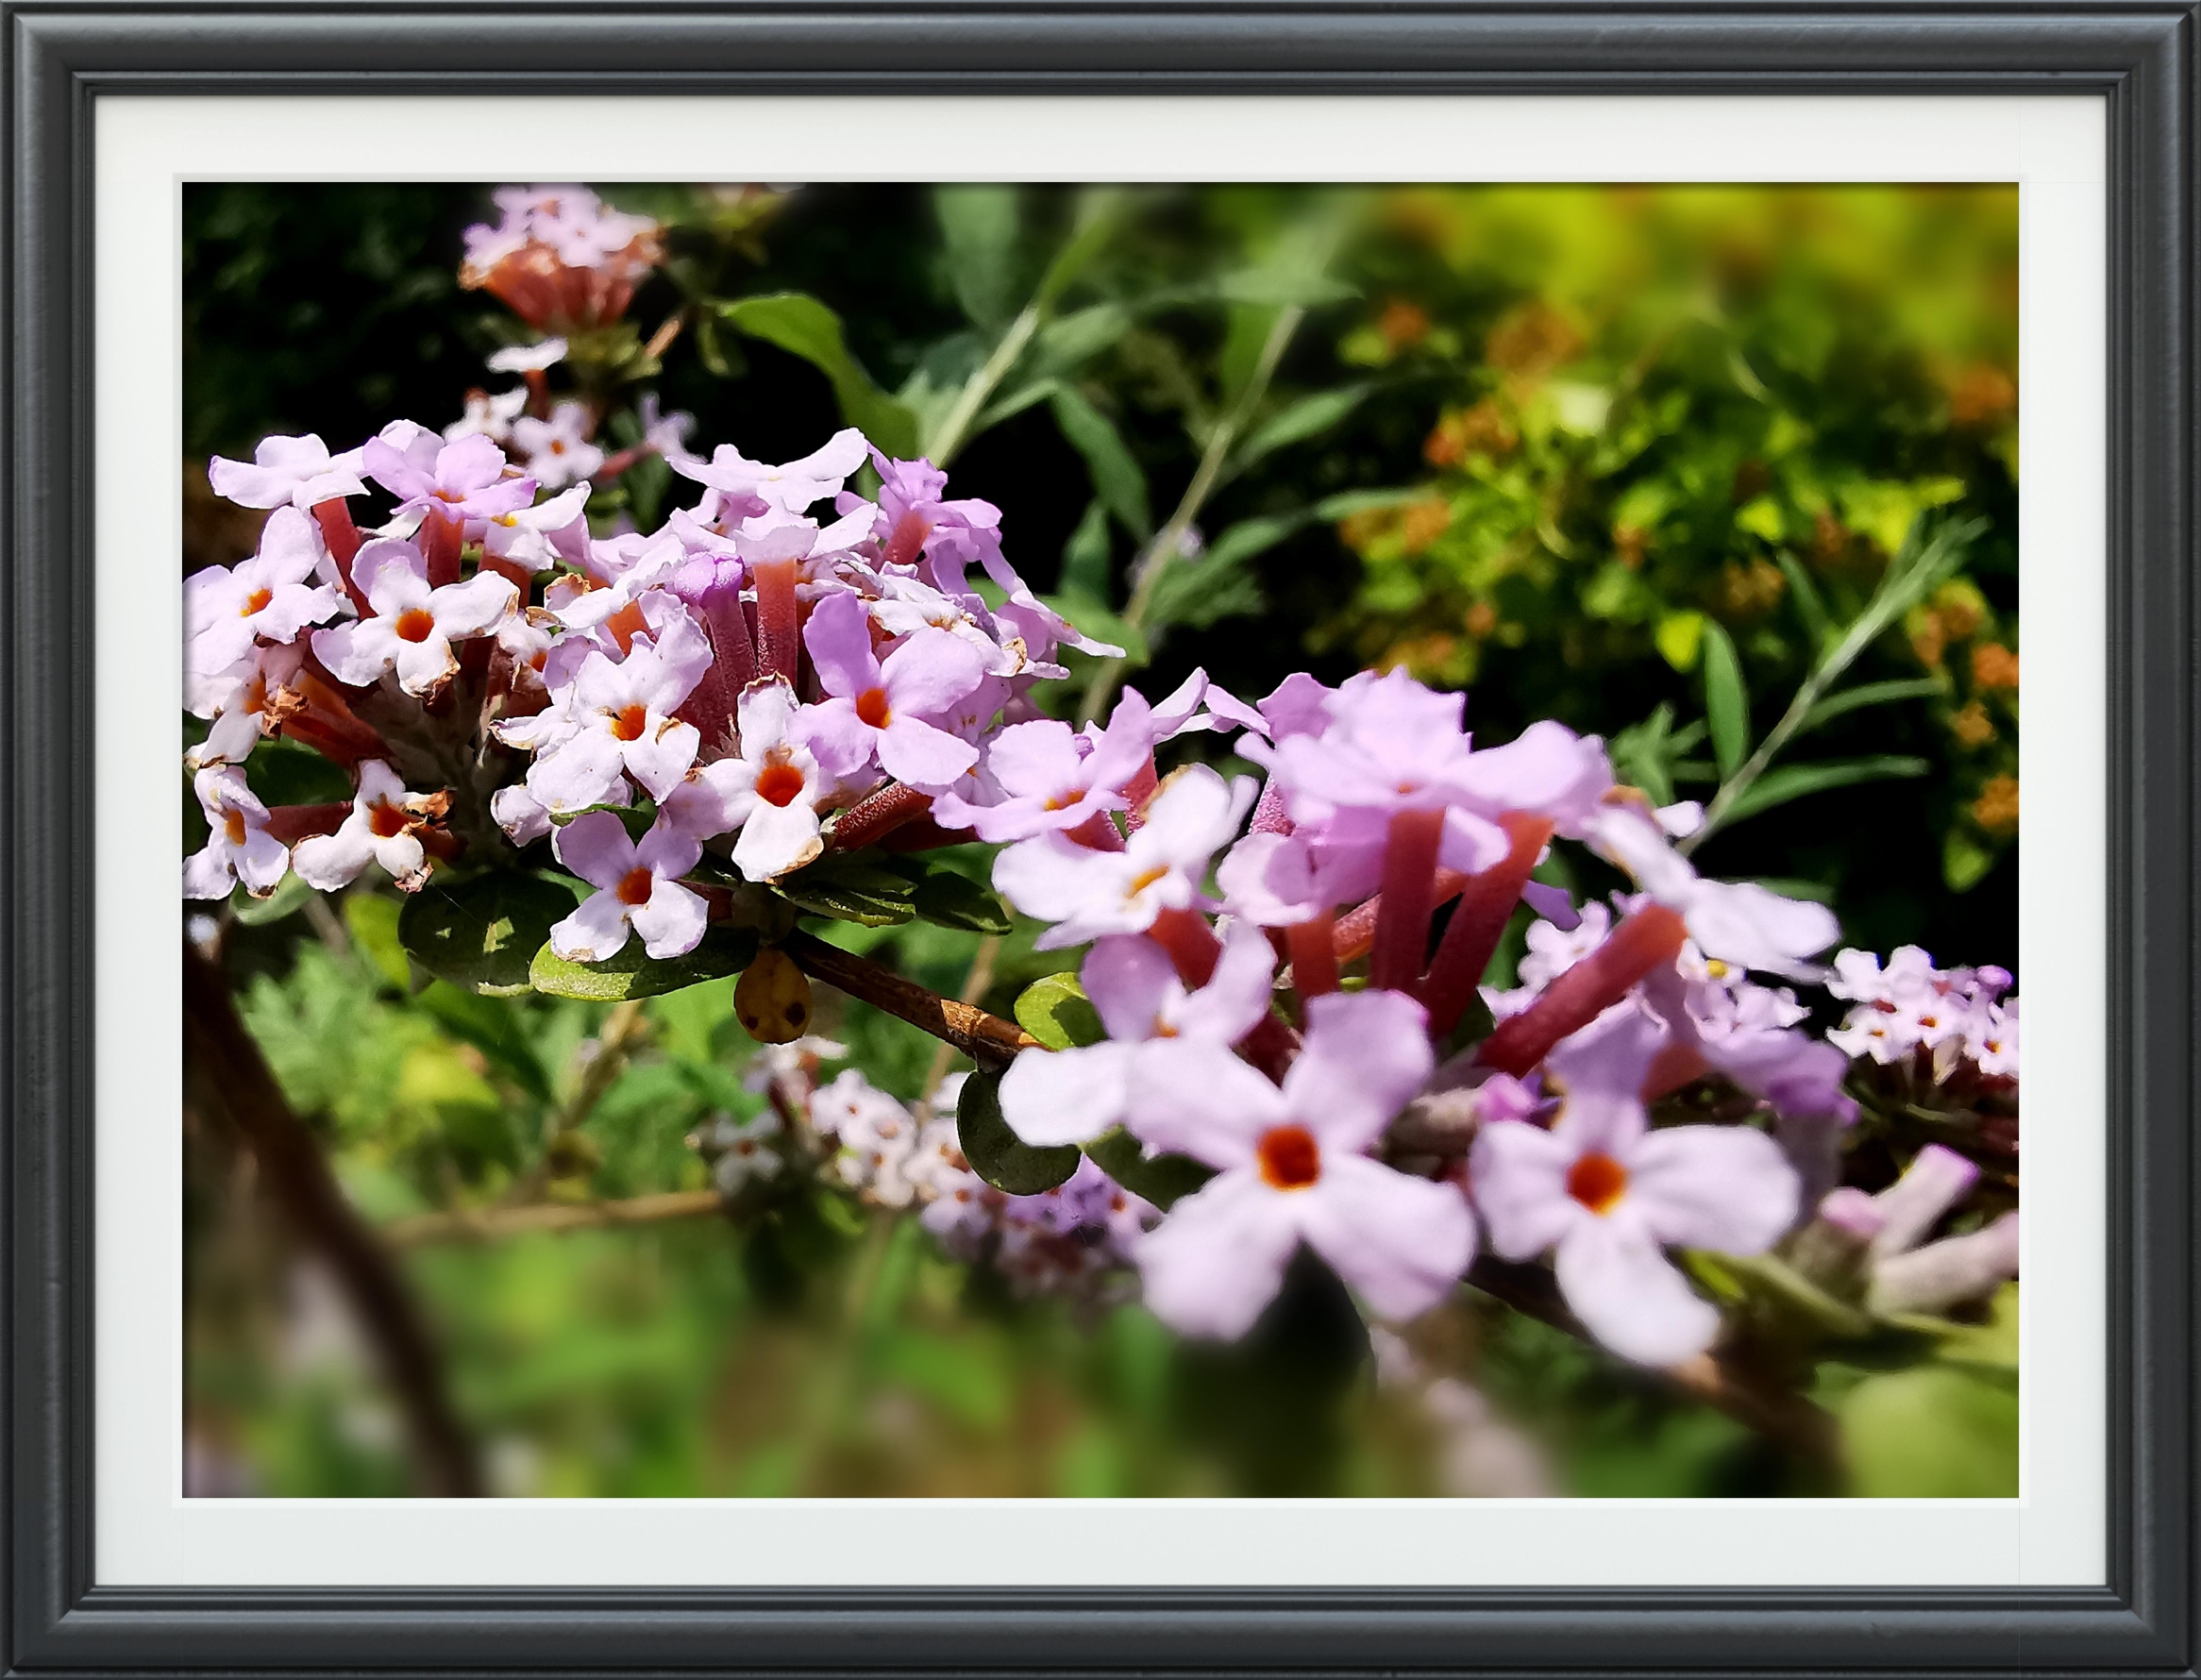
xmin=716 ymin=293 xmax=918 ymax=456
xmin=399 ymin=871 xmax=578 ymax=996
xmin=529 ymin=924 xmax=762 ymax=1001
xmin=954 ymin=1068 xmax=1080 ymax=1194
xmin=1012 ymin=972 xmax=1104 ymax=1050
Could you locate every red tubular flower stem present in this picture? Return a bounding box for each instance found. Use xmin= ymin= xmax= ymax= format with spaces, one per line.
xmin=1249 ymin=778 xmax=1294 ymax=837
xmin=1420 ymin=813 xmax=1556 ymax=1036
xmin=1063 ymin=811 xmax=1125 ymax=851
xmin=751 ymin=557 xmax=800 ymax=686
xmin=1286 ymin=910 xmax=1340 ymax=1002
xmin=1369 ymin=807 xmax=1448 ymax=997
xmin=1331 ymin=869 xmax=1469 ymax=965
xmin=1478 ymin=903 xmax=1690 ymax=1077
xmin=422 ymin=511 xmax=463 ymax=588
xmin=703 ymin=595 xmax=758 ymax=694
xmin=876 ymin=816 xmax=977 ymax=853
xmin=829 ymin=783 xmax=933 ymax=852
xmin=1148 ymin=907 xmax=1221 ymax=988
xmin=311 ymin=498 xmax=371 ymax=614
xmin=1120 ymin=757 xmax=1160 ymax=832
xmin=881 ymin=512 xmax=933 ymax=573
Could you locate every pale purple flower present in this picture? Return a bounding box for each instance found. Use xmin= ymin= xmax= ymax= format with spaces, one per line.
xmin=801 ymin=590 xmax=989 ymax=791
xmin=993 ymin=764 xmax=1255 ymax=950
xmin=487 ymin=337 xmax=568 ymax=374
xmin=674 ymin=680 xmax=833 ymax=882
xmin=309 ymin=540 xmax=517 ymax=695
xmin=362 ymin=430 xmax=537 ymax=523
xmin=208 ymin=433 xmax=365 ymax=512
xmin=525 ymin=638 xmax=703 ymax=812
xmin=184 ymin=642 xmax=306 ymax=768
xmin=998 ymin=922 xmax=1276 ymax=1147
xmin=932 ymin=694 xmax=1153 ymax=844
xmin=1127 ymin=989 xmax=1474 ymax=1337
xmin=1970 ymin=1000 xmax=2019 ymax=1079
xmin=511 ymin=401 xmax=604 ymax=492
xmin=671 ymin=428 xmax=868 ymax=517
xmin=291 ymin=760 xmax=439 ymax=892
xmin=548 ymin=811 xmax=707 ymax=962
xmin=1588 ymin=804 xmax=1839 ymax=982
xmin=481 ymin=483 xmax=592 ymax=574
xmin=700 ymin=1110 xmax=784 ymax=1195
xmin=183 ymin=507 xmax=346 ymax=677
xmin=444 ymin=387 xmax=529 ymax=445
xmin=1470 ymin=1006 xmax=1800 ymax=1366
xmin=182 ymin=767 xmax=288 ymax=899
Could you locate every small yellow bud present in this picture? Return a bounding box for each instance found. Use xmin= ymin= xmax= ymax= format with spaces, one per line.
xmin=736 ymin=947 xmax=813 ymax=1044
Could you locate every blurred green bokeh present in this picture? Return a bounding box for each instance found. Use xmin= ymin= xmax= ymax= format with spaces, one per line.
xmin=183 ymin=181 xmax=2018 ymax=1501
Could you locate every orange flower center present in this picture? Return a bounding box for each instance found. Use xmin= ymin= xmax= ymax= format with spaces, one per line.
xmin=1257 ymin=1124 xmax=1321 ymax=1191
xmin=222 ymin=810 xmax=247 ymax=846
xmin=395 ymin=608 xmax=437 ymax=644
xmin=755 ymin=762 xmax=807 ymax=808
xmin=366 ymin=801 xmax=410 ymax=839
xmin=609 ymin=703 xmax=648 ymax=742
xmin=855 ymin=687 xmax=893 ymax=730
xmin=241 ymin=587 xmax=273 ymax=616
xmin=616 ymin=865 xmax=655 ymax=906
xmin=1566 ymin=1151 xmax=1629 ymax=1215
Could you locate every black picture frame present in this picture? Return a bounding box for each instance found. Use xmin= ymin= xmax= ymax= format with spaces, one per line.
xmin=5 ymin=5 xmax=2194 ymax=1674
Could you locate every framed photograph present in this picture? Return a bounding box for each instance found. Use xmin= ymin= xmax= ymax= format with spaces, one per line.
xmin=5 ymin=4 xmax=2193 ymax=1674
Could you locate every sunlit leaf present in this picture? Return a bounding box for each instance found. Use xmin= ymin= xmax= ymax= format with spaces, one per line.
xmin=1013 ymin=972 xmax=1104 ymax=1050
xmin=1701 ymin=619 xmax=1751 ymax=779
xmin=717 ymin=293 xmax=919 ymax=456
xmin=398 ymin=870 xmax=578 ymax=996
xmin=1049 ymin=386 xmax=1151 ymax=540
xmin=528 ymin=924 xmax=762 ymax=1002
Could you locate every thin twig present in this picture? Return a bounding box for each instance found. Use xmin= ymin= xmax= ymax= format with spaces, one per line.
xmin=783 ymin=930 xmax=1038 ymax=1068
xmin=921 ymin=933 xmax=1003 ymax=1101
xmin=384 ymin=1189 xmax=725 ymax=1248
xmin=502 ymin=999 xmax=650 ymax=1205
xmin=183 ymin=941 xmax=481 ymax=1496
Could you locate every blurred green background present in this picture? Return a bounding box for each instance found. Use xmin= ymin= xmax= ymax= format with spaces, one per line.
xmin=183 ymin=181 xmax=2018 ymax=1500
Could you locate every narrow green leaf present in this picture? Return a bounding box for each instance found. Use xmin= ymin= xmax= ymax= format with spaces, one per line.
xmin=1033 ymin=187 xmax=1127 ymax=310
xmin=414 ymin=980 xmax=551 ymax=1102
xmin=1776 ymin=549 xmax=1834 ymax=649
xmin=231 ymin=871 xmax=313 ymax=926
xmin=398 ymin=870 xmax=579 ymax=996
xmin=957 ymin=1068 xmax=1080 ymax=1195
xmin=1217 ymin=268 xmax=1358 ymax=308
xmin=768 ymin=857 xmax=917 ymax=928
xmin=1943 ymin=829 xmax=1999 ymax=893
xmin=1235 ymin=382 xmax=1370 ymax=471
xmin=1013 ymin=972 xmax=1105 ymax=1050
xmin=1700 ymin=619 xmax=1751 ymax=779
xmin=528 ymin=924 xmax=762 ymax=1002
xmin=1801 ymin=678 xmax=1944 ymax=733
xmin=1725 ymin=756 xmax=1931 ymax=824
xmin=717 ymin=293 xmax=919 ymax=456
xmin=1049 ymin=386 xmax=1151 ymax=540
xmin=932 ymin=184 xmax=1021 ymax=328
xmin=1082 ymin=1128 xmax=1215 ymax=1211
xmin=1060 ymin=498 xmax=1112 ymax=602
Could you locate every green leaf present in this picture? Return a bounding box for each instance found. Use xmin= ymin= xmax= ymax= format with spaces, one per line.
xmin=1836 ymin=1362 xmax=2017 ymax=1498
xmin=549 ymin=800 xmax=656 ymax=842
xmin=1013 ymin=972 xmax=1104 ymax=1050
xmin=1724 ymin=756 xmax=1931 ymax=823
xmin=1700 ymin=619 xmax=1751 ymax=779
xmin=717 ymin=293 xmax=919 ymax=456
xmin=1048 ymin=386 xmax=1151 ymax=540
xmin=1235 ymin=383 xmax=1370 ymax=471
xmin=1217 ymin=268 xmax=1358 ymax=308
xmin=1944 ymin=828 xmax=1999 ymax=893
xmin=768 ymin=856 xmax=917 ymax=927
xmin=1801 ymin=678 xmax=1943 ymax=733
xmin=1033 ymin=187 xmax=1127 ymax=310
xmin=1776 ymin=549 xmax=1834 ymax=649
xmin=413 ymin=980 xmax=551 ymax=1102
xmin=344 ymin=892 xmax=412 ymax=991
xmin=1060 ymin=498 xmax=1112 ymax=602
xmin=933 ymin=184 xmax=1022 ymax=328
xmin=242 ymin=739 xmax=353 ymax=808
xmin=231 ymin=871 xmax=313 ymax=926
xmin=528 ymin=924 xmax=762 ymax=1002
xmin=1654 ymin=610 xmax=1706 ymax=673
xmin=396 ymin=870 xmax=578 ymax=996
xmin=890 ymin=861 xmax=1013 ymax=935
xmin=956 ymin=1068 xmax=1080 ymax=1195
xmin=1081 ymin=1127 xmax=1216 ymax=1211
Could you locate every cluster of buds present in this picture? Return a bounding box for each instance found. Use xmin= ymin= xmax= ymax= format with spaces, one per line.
xmin=460 ymin=185 xmax=664 ymax=332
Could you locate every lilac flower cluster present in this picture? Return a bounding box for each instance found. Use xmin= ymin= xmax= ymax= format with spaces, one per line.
xmin=460 ymin=184 xmax=664 ymax=331
xmin=181 ymin=391 xmax=2017 ymax=1371
xmin=981 ymin=667 xmax=2019 ymax=1365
